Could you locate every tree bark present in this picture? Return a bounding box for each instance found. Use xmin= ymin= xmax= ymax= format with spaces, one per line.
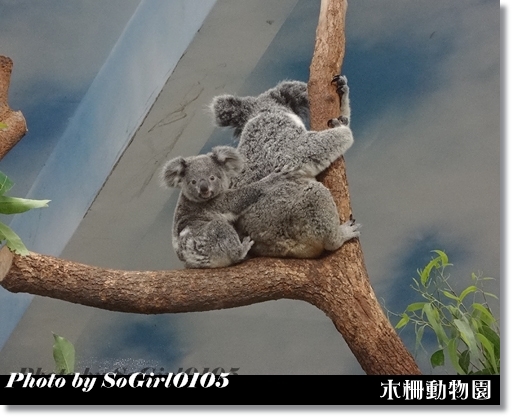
xmin=0 ymin=56 xmax=27 ymax=160
xmin=0 ymin=1 xmax=421 ymax=374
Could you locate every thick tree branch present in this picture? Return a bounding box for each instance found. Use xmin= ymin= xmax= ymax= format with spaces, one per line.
xmin=307 ymin=0 xmax=420 ymax=374
xmin=0 ymin=2 xmax=421 ymax=374
xmin=0 ymin=56 xmax=27 ymax=160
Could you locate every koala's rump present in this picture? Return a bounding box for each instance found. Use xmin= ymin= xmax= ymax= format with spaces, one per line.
xmin=236 ymin=179 xmax=338 ymax=258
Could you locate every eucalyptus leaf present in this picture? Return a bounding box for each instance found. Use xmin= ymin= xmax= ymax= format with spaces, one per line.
xmin=453 ymin=318 xmax=479 ymax=359
xmin=0 ymin=172 xmax=14 ymax=196
xmin=431 ymin=250 xmax=449 ymax=266
xmin=0 ymin=222 xmax=29 ymax=255
xmin=53 ymin=333 xmax=75 ymax=375
xmin=471 ymin=303 xmax=496 ymax=326
xmin=459 ymin=285 xmax=478 ymax=302
xmin=423 ymin=303 xmax=448 ymax=345
xmin=447 ymin=338 xmax=465 ymax=374
xmin=476 ymin=333 xmax=498 ymax=374
xmin=430 ymin=349 xmax=445 ymax=367
xmin=415 ymin=324 xmax=425 ymax=353
xmin=419 ymin=257 xmax=440 ymax=287
xmin=0 ymin=196 xmax=50 ymax=215
xmin=405 ymin=302 xmax=426 ymax=312
xmin=441 ymin=290 xmax=459 ymax=302
xmin=395 ymin=313 xmax=409 ymax=329
xmin=458 ymin=349 xmax=470 ymax=374
xmin=479 ymin=325 xmax=500 ymax=357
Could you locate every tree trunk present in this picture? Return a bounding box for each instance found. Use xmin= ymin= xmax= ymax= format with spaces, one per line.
xmin=0 ymin=56 xmax=27 ymax=160
xmin=0 ymin=1 xmax=421 ymax=375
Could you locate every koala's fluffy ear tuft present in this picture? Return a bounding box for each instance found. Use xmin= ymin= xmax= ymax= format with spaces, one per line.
xmin=210 ymin=95 xmax=243 ymax=126
xmin=161 ymin=157 xmax=187 ymax=188
xmin=210 ymin=146 xmax=245 ymax=176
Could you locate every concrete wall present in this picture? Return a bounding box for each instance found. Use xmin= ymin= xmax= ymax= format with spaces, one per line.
xmin=0 ymin=0 xmax=217 ymax=350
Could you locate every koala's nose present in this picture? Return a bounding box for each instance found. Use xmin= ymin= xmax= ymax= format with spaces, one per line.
xmin=199 ymin=179 xmax=209 ymax=193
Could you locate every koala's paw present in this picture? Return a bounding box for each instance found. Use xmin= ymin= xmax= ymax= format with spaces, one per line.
xmin=240 ymin=236 xmax=254 ymax=258
xmin=327 ymin=115 xmax=349 ymax=128
xmin=274 ymin=164 xmax=311 ymax=180
xmin=339 ymin=219 xmax=361 ymax=240
xmin=332 ymin=74 xmax=349 ymax=98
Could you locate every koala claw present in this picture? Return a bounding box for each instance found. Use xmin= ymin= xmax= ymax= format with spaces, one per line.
xmin=327 ymin=115 xmax=349 ymax=128
xmin=340 ymin=219 xmax=361 ymax=240
xmin=274 ymin=164 xmax=291 ymax=173
xmin=240 ymin=236 xmax=254 ymax=257
xmin=331 ymin=74 xmax=348 ymax=97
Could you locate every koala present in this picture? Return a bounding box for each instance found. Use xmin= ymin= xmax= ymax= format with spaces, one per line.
xmin=209 ymin=75 xmax=360 ymax=258
xmin=161 ymin=146 xmax=300 ymax=268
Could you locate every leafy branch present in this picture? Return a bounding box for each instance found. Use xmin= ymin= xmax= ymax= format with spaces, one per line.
xmin=0 ymin=171 xmax=50 ymax=255
xmin=393 ymin=250 xmax=499 ymax=375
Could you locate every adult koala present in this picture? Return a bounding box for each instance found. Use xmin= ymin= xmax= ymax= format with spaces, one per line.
xmin=210 ymin=75 xmax=359 ymax=258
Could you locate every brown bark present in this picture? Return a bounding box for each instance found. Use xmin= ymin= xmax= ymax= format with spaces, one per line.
xmin=0 ymin=56 xmax=28 ymax=160
xmin=0 ymin=1 xmax=421 ymax=374
xmin=307 ymin=0 xmax=420 ymax=373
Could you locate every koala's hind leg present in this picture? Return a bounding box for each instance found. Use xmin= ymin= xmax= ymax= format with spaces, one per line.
xmin=324 ymin=218 xmax=361 ymax=251
xmin=181 ymin=220 xmax=253 ymax=268
xmin=288 ymin=183 xmax=360 ymax=256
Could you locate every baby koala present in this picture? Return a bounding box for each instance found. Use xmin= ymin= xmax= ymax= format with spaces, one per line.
xmin=161 ymin=146 xmax=293 ymax=269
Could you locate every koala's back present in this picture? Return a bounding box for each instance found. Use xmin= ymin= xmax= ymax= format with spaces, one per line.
xmin=209 ymin=77 xmax=359 ymax=259
xmin=233 ymin=109 xmax=308 ymax=187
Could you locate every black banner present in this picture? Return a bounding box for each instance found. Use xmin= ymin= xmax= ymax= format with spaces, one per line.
xmin=0 ymin=374 xmax=500 ymax=405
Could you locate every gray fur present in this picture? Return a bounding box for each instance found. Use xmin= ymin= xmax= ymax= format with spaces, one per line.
xmin=161 ymin=146 xmax=302 ymax=268
xmin=210 ymin=75 xmax=360 ymax=258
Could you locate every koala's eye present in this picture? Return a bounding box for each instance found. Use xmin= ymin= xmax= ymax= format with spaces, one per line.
xmin=191 ymin=180 xmax=197 ymax=185
xmin=209 ymin=176 xmax=216 ymax=181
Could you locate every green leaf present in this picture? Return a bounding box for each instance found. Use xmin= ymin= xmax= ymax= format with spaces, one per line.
xmin=415 ymin=324 xmax=425 ymax=352
xmin=479 ymin=325 xmax=500 ymax=358
xmin=483 ymin=292 xmax=499 ymax=300
xmin=431 ymin=250 xmax=449 ymax=266
xmin=405 ymin=302 xmax=427 ymax=312
xmin=0 ymin=122 xmax=7 ymax=129
xmin=423 ymin=303 xmax=449 ymax=345
xmin=0 ymin=222 xmax=29 ymax=255
xmin=441 ymin=290 xmax=460 ymax=302
xmin=476 ymin=333 xmax=498 ymax=374
xmin=471 ymin=303 xmax=496 ymax=327
xmin=458 ymin=349 xmax=470 ymax=374
xmin=52 ymin=333 xmax=75 ymax=375
xmin=0 ymin=196 xmax=50 ymax=215
xmin=453 ymin=318 xmax=479 ymax=358
xmin=447 ymin=305 xmax=461 ymax=320
xmin=395 ymin=313 xmax=409 ymax=329
xmin=0 ymin=172 xmax=14 ymax=196
xmin=447 ymin=338 xmax=465 ymax=374
xmin=459 ymin=285 xmax=478 ymax=302
xmin=430 ymin=349 xmax=445 ymax=368
xmin=419 ymin=257 xmax=440 ymax=286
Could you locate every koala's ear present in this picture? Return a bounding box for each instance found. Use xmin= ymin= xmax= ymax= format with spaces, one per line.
xmin=210 ymin=146 xmax=245 ymax=175
xmin=210 ymin=95 xmax=243 ymax=127
xmin=161 ymin=157 xmax=187 ymax=188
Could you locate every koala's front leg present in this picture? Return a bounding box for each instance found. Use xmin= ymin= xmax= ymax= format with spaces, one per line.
xmin=332 ymin=74 xmax=351 ymax=126
xmin=298 ymin=124 xmax=354 ymax=176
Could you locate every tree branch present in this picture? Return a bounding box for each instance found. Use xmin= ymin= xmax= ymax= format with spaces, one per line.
xmin=0 ymin=56 xmax=27 ymax=160
xmin=0 ymin=2 xmax=421 ymax=374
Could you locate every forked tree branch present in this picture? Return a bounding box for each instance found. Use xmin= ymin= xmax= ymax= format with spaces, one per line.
xmin=0 ymin=1 xmax=421 ymax=375
xmin=0 ymin=56 xmax=27 ymax=160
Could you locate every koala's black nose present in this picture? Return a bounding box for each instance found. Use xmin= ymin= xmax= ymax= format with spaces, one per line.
xmin=199 ymin=179 xmax=209 ymax=193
